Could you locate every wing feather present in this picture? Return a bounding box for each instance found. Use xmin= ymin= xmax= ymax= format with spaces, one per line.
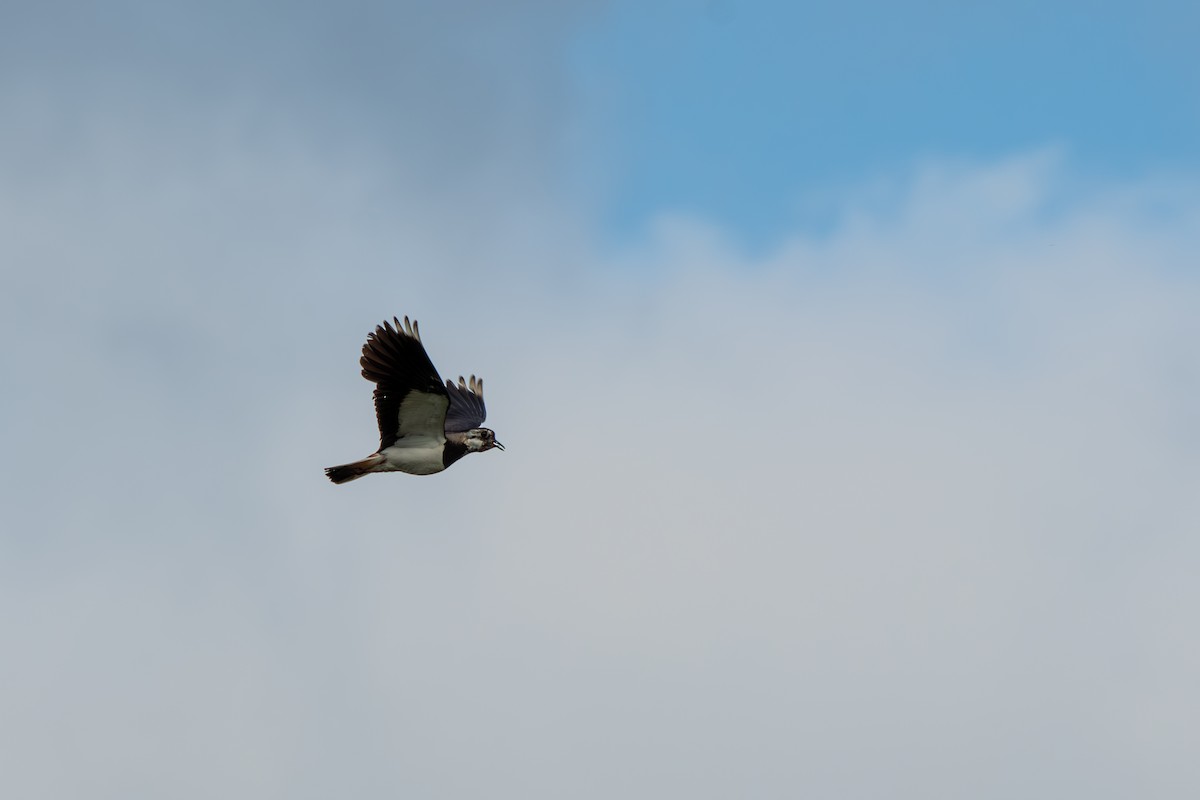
xmin=444 ymin=373 xmax=488 ymax=432
xmin=359 ymin=316 xmax=449 ymax=450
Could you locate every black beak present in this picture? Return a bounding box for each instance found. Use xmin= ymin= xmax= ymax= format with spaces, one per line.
xmin=493 ymin=440 xmax=505 ymax=451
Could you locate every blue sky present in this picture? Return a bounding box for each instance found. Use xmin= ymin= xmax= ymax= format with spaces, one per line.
xmin=570 ymin=0 xmax=1200 ymax=245
xmin=2 ymin=3 xmax=1200 ymax=798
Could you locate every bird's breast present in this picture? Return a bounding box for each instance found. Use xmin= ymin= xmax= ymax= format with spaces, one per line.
xmin=378 ymin=439 xmax=448 ymax=475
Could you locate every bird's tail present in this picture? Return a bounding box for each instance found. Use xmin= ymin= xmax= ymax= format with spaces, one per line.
xmin=324 ymin=454 xmax=385 ymax=485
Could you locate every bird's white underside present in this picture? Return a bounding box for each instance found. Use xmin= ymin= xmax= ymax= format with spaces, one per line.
xmin=375 ymin=389 xmax=450 ymax=474
xmin=378 ymin=438 xmax=447 ymax=475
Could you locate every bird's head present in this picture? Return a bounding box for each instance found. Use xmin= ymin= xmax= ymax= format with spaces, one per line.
xmin=464 ymin=427 xmax=504 ymax=453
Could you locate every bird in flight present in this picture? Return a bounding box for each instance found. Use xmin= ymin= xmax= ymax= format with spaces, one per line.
xmin=325 ymin=315 xmax=504 ymax=484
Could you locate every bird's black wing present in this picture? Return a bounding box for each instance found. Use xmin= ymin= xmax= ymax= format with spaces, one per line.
xmin=359 ymin=316 xmax=450 ymax=451
xmin=443 ymin=375 xmax=487 ymax=433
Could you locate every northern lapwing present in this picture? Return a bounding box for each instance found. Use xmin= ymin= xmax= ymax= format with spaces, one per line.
xmin=325 ymin=315 xmax=503 ymax=483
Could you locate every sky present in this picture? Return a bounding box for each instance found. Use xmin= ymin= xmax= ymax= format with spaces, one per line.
xmin=2 ymin=2 xmax=1199 ymax=798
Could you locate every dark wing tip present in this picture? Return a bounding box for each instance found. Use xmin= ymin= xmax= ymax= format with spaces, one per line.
xmin=358 ymin=314 xmax=442 ymax=389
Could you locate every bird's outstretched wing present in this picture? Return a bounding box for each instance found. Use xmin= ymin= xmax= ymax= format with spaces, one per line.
xmin=443 ymin=375 xmax=487 ymax=432
xmin=359 ymin=316 xmax=449 ymax=451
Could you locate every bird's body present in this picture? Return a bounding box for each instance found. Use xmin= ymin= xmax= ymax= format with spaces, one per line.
xmin=380 ymin=439 xmax=455 ymax=475
xmin=325 ymin=316 xmax=503 ymax=484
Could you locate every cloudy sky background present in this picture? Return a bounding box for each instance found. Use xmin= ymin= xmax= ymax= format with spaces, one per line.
xmin=3 ymin=1 xmax=1199 ymax=797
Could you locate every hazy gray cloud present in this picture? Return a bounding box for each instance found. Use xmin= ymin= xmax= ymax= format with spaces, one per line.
xmin=2 ymin=5 xmax=1199 ymax=799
